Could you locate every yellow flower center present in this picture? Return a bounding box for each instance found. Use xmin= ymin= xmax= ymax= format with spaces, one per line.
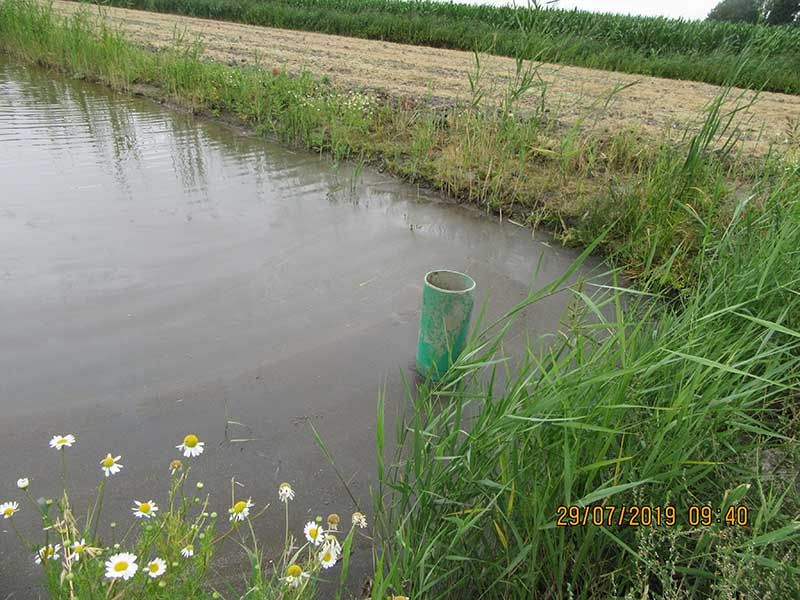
xmin=3 ymin=507 xmax=13 ymax=517
xmin=309 ymin=526 xmax=318 ymax=539
xmin=74 ymin=545 xmax=84 ymax=553
xmin=232 ymin=500 xmax=247 ymax=514
xmin=322 ymin=549 xmax=332 ymax=561
xmin=139 ymin=502 xmax=151 ymax=513
xmin=57 ymin=437 xmax=67 ymax=445
xmin=183 ymin=434 xmax=199 ymax=448
xmin=114 ymin=561 xmax=128 ymax=572
xmin=102 ymin=456 xmax=115 ymax=468
xmin=327 ymin=513 xmax=340 ymax=526
xmin=287 ymin=564 xmax=302 ymax=577
xmin=149 ymin=563 xmax=159 ymax=573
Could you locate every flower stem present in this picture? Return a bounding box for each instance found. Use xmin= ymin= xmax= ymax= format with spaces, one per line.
xmin=88 ymin=478 xmax=107 ymax=539
xmin=9 ymin=518 xmax=31 ymax=549
xmin=283 ymin=501 xmax=289 ymax=571
xmin=60 ymin=448 xmax=68 ymax=494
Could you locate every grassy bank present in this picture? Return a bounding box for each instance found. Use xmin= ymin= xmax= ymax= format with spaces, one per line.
xmin=81 ymin=0 xmax=800 ymax=94
xmin=2 ymin=0 xmax=796 ymax=293
xmin=374 ymin=172 xmax=800 ymax=598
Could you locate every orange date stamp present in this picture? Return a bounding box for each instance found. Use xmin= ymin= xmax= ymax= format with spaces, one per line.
xmin=556 ymin=504 xmax=749 ymax=527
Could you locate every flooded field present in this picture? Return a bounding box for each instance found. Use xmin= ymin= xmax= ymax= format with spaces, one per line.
xmin=0 ymin=56 xmax=604 ymax=596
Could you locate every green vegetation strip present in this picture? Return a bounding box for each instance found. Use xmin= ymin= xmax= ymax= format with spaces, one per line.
xmin=82 ymin=0 xmax=800 ymax=94
xmin=1 ymin=2 xmax=799 ymax=598
xmin=374 ymin=187 xmax=800 ymax=597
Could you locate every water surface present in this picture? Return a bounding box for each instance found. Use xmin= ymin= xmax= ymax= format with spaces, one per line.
xmin=0 ymin=56 xmax=603 ymax=596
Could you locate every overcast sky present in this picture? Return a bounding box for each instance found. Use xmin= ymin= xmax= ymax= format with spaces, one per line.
xmin=554 ymin=1 xmax=719 ymax=20
xmin=468 ymin=1 xmax=721 ymax=21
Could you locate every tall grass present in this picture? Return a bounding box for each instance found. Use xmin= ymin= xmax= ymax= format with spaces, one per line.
xmin=373 ymin=168 xmax=800 ymax=598
xmin=82 ymin=0 xmax=800 ymax=94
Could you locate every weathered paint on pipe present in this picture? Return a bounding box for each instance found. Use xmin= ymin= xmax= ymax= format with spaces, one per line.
xmin=416 ymin=270 xmax=476 ymax=380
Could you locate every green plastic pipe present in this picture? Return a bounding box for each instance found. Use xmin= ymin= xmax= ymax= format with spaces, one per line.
xmin=416 ymin=270 xmax=476 ymax=381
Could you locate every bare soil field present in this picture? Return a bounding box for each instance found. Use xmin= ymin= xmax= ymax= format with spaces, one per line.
xmin=52 ymin=0 xmax=800 ymax=154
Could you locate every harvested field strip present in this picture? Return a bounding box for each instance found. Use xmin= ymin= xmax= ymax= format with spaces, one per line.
xmin=75 ymin=0 xmax=800 ymax=94
xmin=48 ymin=0 xmax=800 ymax=157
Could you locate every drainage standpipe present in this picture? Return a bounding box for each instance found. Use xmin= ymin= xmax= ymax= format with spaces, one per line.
xmin=416 ymin=270 xmax=476 ymax=381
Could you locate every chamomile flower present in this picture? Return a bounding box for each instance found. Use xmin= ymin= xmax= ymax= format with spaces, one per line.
xmin=34 ymin=544 xmax=60 ymax=564
xmin=303 ymin=521 xmax=324 ymax=546
xmin=132 ymin=500 xmax=159 ymax=519
xmin=145 ymin=557 xmax=167 ymax=579
xmin=228 ymin=498 xmax=254 ymax=522
xmin=319 ymin=544 xmax=339 ymax=569
xmin=100 ymin=454 xmax=123 ymax=477
xmin=49 ymin=434 xmax=75 ymax=450
xmin=1 ymin=501 xmax=19 ymax=519
xmin=352 ymin=511 xmax=367 ymax=529
xmin=326 ymin=513 xmax=340 ymax=531
xmin=283 ymin=564 xmax=309 ymax=588
xmin=176 ymin=434 xmax=204 ymax=458
xmin=278 ymin=482 xmax=295 ymax=503
xmin=180 ymin=545 xmax=194 ymax=558
xmin=104 ymin=552 xmax=138 ymax=580
xmin=70 ymin=539 xmax=87 ymax=562
xmin=16 ymin=478 xmax=29 ymax=490
xmin=169 ymin=459 xmax=183 ymax=475
xmin=323 ymin=533 xmax=342 ymax=554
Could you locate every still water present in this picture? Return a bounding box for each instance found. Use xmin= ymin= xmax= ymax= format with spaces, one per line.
xmin=0 ymin=56 xmax=603 ymax=596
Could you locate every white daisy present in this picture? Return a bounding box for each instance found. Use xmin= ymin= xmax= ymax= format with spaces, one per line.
xmin=145 ymin=557 xmax=166 ymax=579
xmin=16 ymin=478 xmax=29 ymax=490
xmin=303 ymin=521 xmax=324 ymax=546
xmin=49 ymin=434 xmax=75 ymax=450
xmin=132 ymin=500 xmax=159 ymax=519
xmin=323 ymin=533 xmax=342 ymax=554
xmin=278 ymin=482 xmax=295 ymax=503
xmin=70 ymin=539 xmax=87 ymax=562
xmin=319 ymin=544 xmax=339 ymax=569
xmin=104 ymin=552 xmax=138 ymax=580
xmin=34 ymin=544 xmax=60 ymax=565
xmin=180 ymin=545 xmax=194 ymax=558
xmin=1 ymin=501 xmax=19 ymax=519
xmin=228 ymin=498 xmax=253 ymax=522
xmin=176 ymin=434 xmax=204 ymax=458
xmin=352 ymin=511 xmax=367 ymax=529
xmin=283 ymin=564 xmax=310 ymax=588
xmin=100 ymin=454 xmax=123 ymax=477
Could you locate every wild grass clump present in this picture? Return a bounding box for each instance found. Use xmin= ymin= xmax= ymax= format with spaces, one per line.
xmin=2 ymin=433 xmax=368 ymax=599
xmin=373 ymin=169 xmax=800 ymax=598
xmin=83 ymin=0 xmax=800 ymax=94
